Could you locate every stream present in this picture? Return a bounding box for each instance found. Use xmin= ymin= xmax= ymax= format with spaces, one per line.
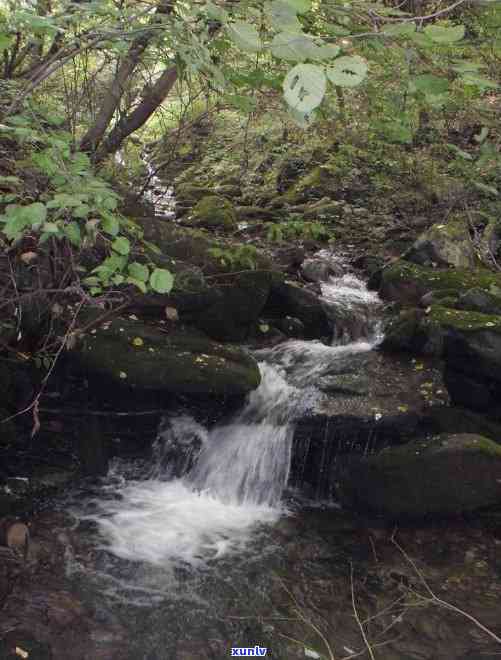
xmin=4 ymin=269 xmax=500 ymax=659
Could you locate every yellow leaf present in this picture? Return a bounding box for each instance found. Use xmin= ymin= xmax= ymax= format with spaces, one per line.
xmin=132 ymin=337 xmax=144 ymax=347
xmin=414 ymin=363 xmax=424 ymax=371
xmin=15 ymin=648 xmax=29 ymax=659
xmin=397 ymin=405 xmax=408 ymax=413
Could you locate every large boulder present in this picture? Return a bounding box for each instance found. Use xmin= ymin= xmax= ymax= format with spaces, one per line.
xmin=377 ymin=260 xmax=501 ymax=306
xmin=66 ymin=317 xmax=261 ymax=399
xmin=337 ymin=433 xmax=501 ymax=518
xmin=195 ymin=271 xmax=276 ymax=342
xmin=190 ymin=195 xmax=237 ymax=230
xmin=265 ymin=281 xmax=331 ymax=339
xmin=404 ymin=216 xmax=477 ymax=269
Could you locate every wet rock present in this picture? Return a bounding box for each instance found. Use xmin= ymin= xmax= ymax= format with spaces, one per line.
xmin=457 ymin=287 xmax=501 ymax=315
xmin=378 ymin=260 xmax=501 ymax=306
xmin=290 ymin=351 xmax=447 ymax=498
xmin=265 ymin=281 xmax=331 ymax=339
xmin=404 ymin=216 xmax=477 ymax=269
xmin=195 ymin=271 xmax=276 ymax=342
xmin=175 ymin=183 xmax=214 ymax=205
xmin=337 ymin=433 xmax=501 ymax=518
xmin=67 ymin=317 xmax=261 ymax=399
xmin=275 ymin=316 xmax=305 ymax=339
xmin=300 ymin=256 xmax=343 ymax=283
xmin=189 ymin=195 xmax=237 ymax=230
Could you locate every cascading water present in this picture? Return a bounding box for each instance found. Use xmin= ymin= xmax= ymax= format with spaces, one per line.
xmin=76 ymin=263 xmax=383 ymax=583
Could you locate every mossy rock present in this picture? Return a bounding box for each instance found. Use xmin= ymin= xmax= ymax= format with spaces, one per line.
xmin=175 ymin=184 xmax=215 ymax=205
xmin=68 ymin=317 xmax=261 ymax=398
xmin=195 ymin=271 xmax=275 ymax=342
xmin=457 ymin=287 xmax=501 ymax=315
xmin=404 ymin=216 xmax=478 ymax=269
xmin=338 ymin=433 xmax=501 ymax=518
xmin=378 ymin=260 xmax=501 ymax=305
xmin=383 ymin=304 xmax=501 ymax=361
xmin=190 ymin=195 xmax=237 ymax=230
xmin=131 ymin=219 xmax=271 ymax=277
xmin=283 ymin=165 xmax=337 ymax=204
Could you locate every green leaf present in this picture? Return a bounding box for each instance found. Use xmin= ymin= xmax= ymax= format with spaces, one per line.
xmin=64 ymin=222 xmax=82 ymax=247
xmin=461 ymin=73 xmax=498 ymax=89
xmin=283 ymin=63 xmax=326 ymax=113
xmin=447 ymin=143 xmax=473 ymax=160
xmin=149 ymin=268 xmax=174 ymax=294
xmin=101 ymin=212 xmax=120 ymax=236
xmin=472 ymin=181 xmax=499 ymax=197
xmin=410 ymin=74 xmax=449 ymax=96
xmin=227 ymin=21 xmax=261 ymax=53
xmin=73 ymin=204 xmax=91 ymax=219
xmin=111 ymin=236 xmax=130 ymax=255
xmin=383 ymin=23 xmax=416 ymax=38
xmin=128 ymin=262 xmax=149 ymax=282
xmin=424 ymin=23 xmax=465 ymax=44
xmin=25 ymin=202 xmax=47 ymax=225
xmin=205 ymin=2 xmax=228 ymax=22
xmin=271 ymin=32 xmax=312 ymax=62
xmin=284 ymin=0 xmax=311 ymax=13
xmin=126 ymin=276 xmax=147 ymax=294
xmin=42 ymin=222 xmax=60 ymax=234
xmin=265 ymin=0 xmax=301 ymax=31
xmin=326 ymin=55 xmax=367 ymax=88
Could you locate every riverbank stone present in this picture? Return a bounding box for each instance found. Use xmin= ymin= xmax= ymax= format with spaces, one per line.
xmin=67 ymin=317 xmax=261 ymax=398
xmin=337 ymin=433 xmax=501 ymax=518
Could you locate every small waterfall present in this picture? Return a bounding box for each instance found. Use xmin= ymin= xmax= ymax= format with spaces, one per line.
xmin=321 ymin=272 xmax=383 ymax=345
xmin=82 ymin=259 xmax=383 ymax=570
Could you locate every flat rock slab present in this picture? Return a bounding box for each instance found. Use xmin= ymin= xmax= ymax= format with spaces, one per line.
xmin=67 ymin=317 xmax=261 ymax=399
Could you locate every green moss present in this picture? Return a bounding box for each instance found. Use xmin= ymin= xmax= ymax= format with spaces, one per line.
xmin=428 ymin=305 xmax=501 ymax=333
xmin=338 ymin=433 xmax=501 ymax=517
xmin=380 ymin=260 xmax=501 ymax=305
xmin=72 ymin=319 xmax=261 ymax=395
xmin=191 ymin=195 xmax=237 ymax=229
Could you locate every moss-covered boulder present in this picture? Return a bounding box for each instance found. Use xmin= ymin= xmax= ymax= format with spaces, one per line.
xmin=68 ymin=317 xmax=261 ymax=399
xmin=457 ymin=287 xmax=501 ymax=315
xmin=338 ymin=433 xmax=501 ymax=518
xmin=175 ymin=184 xmax=215 ymax=205
xmin=404 ymin=216 xmax=477 ymax=269
xmin=378 ymin=260 xmax=501 ymax=305
xmin=190 ymin=195 xmax=237 ymax=230
xmin=195 ymin=271 xmax=276 ymax=342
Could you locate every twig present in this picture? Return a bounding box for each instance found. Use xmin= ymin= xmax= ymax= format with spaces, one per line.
xmin=350 ymin=562 xmax=376 ymax=660
xmin=1 ymin=299 xmax=85 ymax=434
xmin=391 ymin=535 xmax=501 ymax=646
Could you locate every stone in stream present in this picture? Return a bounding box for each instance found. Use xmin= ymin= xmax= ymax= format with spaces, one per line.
xmin=265 ymin=281 xmax=331 ymax=339
xmin=337 ymin=433 xmax=501 ymax=518
xmin=287 ymin=349 xmax=448 ymax=499
xmin=66 ymin=317 xmax=261 ymax=400
xmin=375 ymin=259 xmax=501 ymax=306
xmin=403 ymin=215 xmax=477 ymax=269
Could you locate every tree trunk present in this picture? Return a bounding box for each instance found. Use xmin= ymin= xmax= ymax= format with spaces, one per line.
xmin=80 ymin=0 xmax=175 ymax=154
xmin=94 ymin=64 xmax=178 ymax=163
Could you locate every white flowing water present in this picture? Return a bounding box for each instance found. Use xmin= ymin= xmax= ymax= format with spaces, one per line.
xmin=78 ymin=266 xmax=383 ymax=581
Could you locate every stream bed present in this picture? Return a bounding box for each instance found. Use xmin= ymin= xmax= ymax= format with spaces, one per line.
xmin=1 ymin=270 xmax=501 ymax=660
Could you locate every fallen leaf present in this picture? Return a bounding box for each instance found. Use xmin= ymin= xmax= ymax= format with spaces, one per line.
xmin=20 ymin=252 xmax=37 ymax=264
xmin=132 ymin=337 xmax=144 ymax=347
xmin=165 ymin=306 xmax=179 ymax=322
xmin=15 ymin=648 xmax=29 ymax=659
